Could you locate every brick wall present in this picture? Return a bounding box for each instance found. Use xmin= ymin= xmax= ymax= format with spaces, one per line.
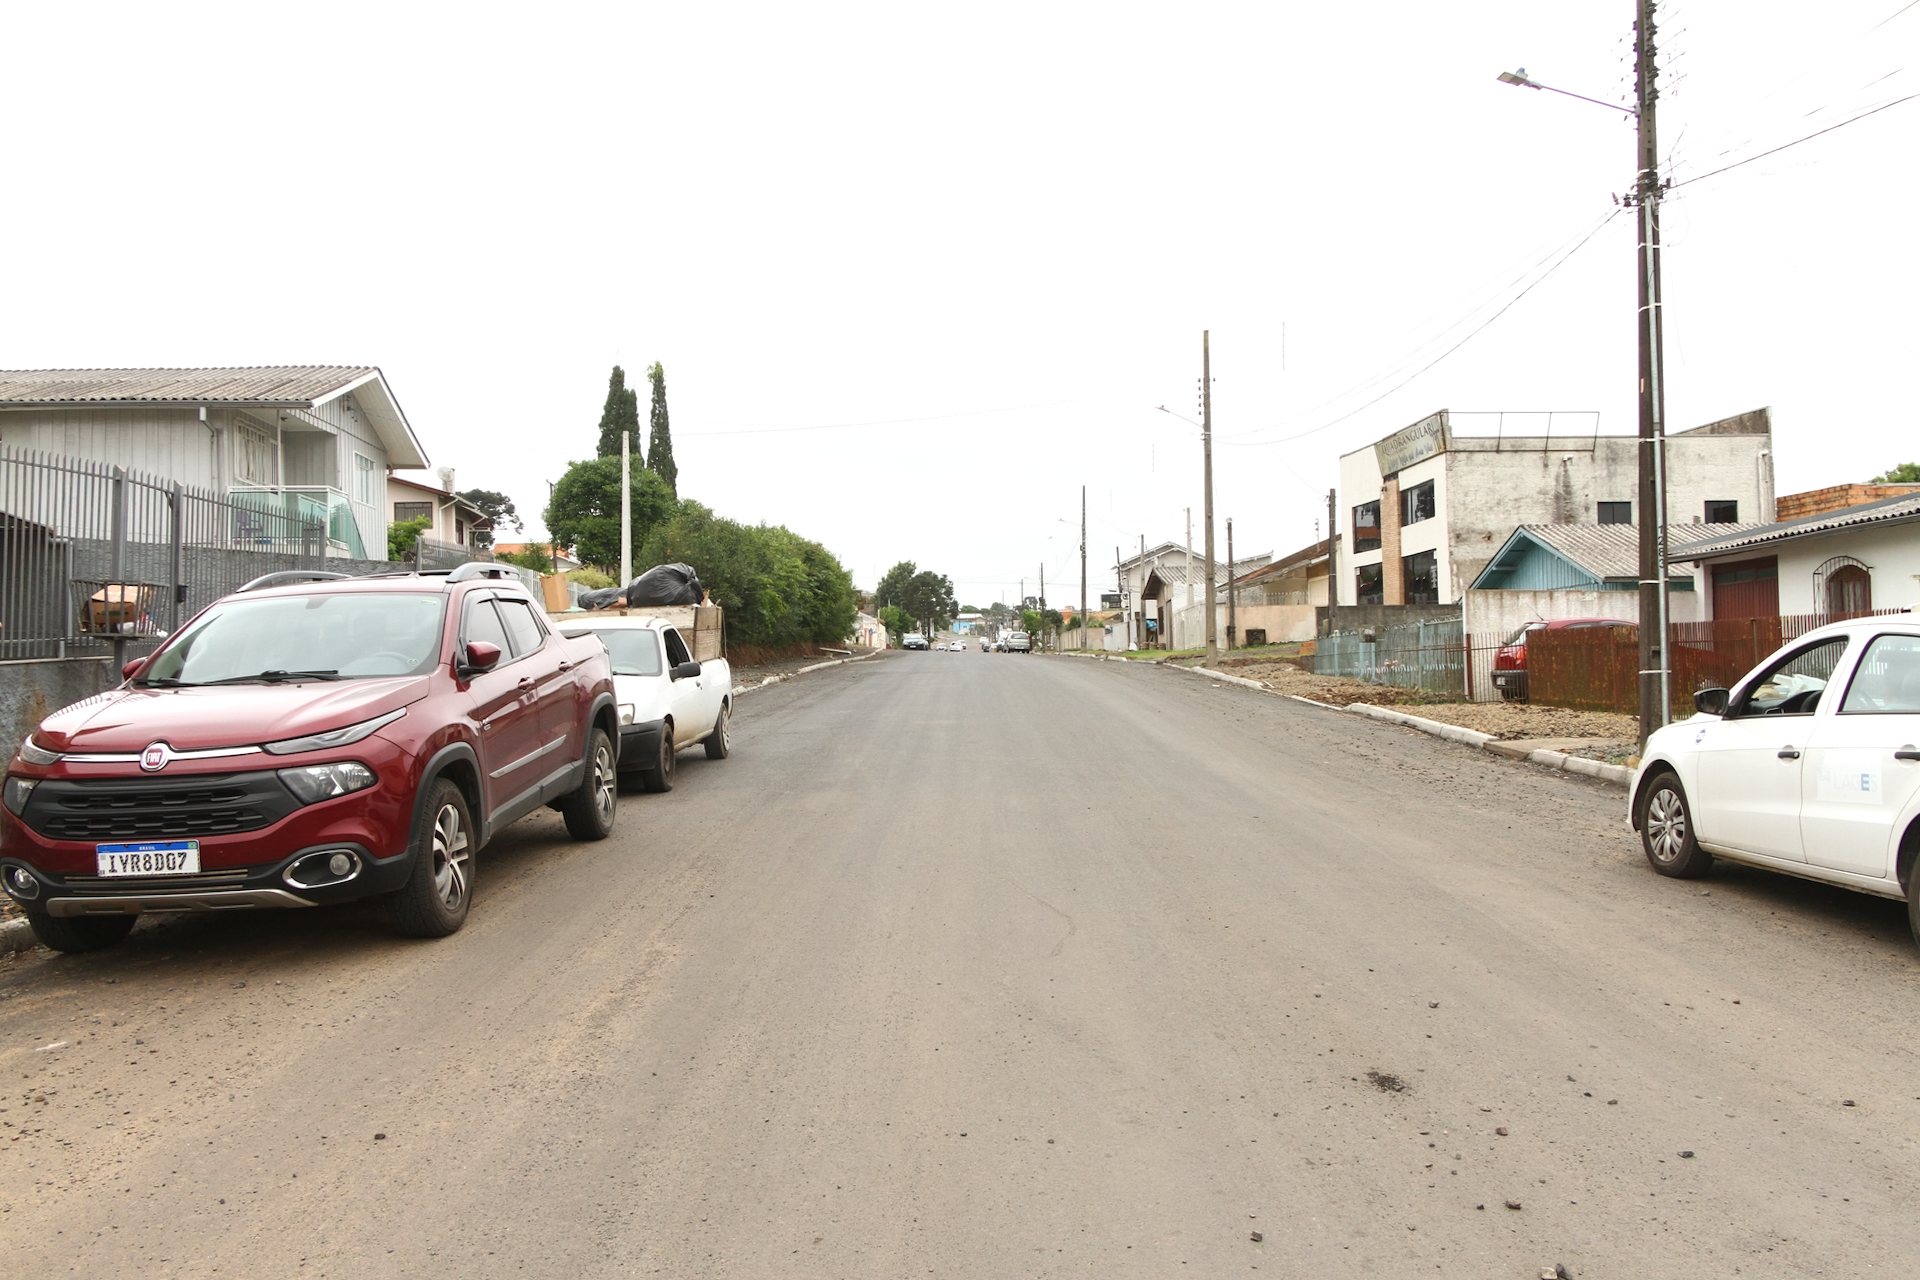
xmin=1380 ymin=479 xmax=1404 ymax=604
xmin=1775 ymin=483 xmax=1920 ymax=520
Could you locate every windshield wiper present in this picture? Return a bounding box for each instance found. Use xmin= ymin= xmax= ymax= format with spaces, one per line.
xmin=207 ymin=669 xmax=343 ymax=684
xmin=133 ymin=676 xmax=199 ymax=688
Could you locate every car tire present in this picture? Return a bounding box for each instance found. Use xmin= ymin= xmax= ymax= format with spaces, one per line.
xmin=561 ymin=727 xmax=618 ymax=840
xmin=22 ymin=905 xmax=136 ymax=954
xmin=640 ymin=721 xmax=676 ymax=793
xmin=1908 ymin=860 xmax=1920 ymax=952
xmin=1638 ymin=770 xmax=1713 ymax=878
xmin=704 ymin=703 xmax=732 ymax=760
xmin=386 ymin=778 xmax=475 ymax=938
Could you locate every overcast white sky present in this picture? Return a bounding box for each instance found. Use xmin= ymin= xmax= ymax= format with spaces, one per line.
xmin=3 ymin=1 xmax=1915 ymax=606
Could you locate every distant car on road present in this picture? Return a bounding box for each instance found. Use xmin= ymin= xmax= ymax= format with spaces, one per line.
xmin=1628 ymin=611 xmax=1920 ymax=948
xmin=949 ymin=640 xmax=965 ymax=652
xmin=1491 ymin=617 xmax=1633 ymax=701
xmin=1005 ymin=631 xmax=1032 ymax=653
xmin=902 ymin=634 xmax=929 ymax=650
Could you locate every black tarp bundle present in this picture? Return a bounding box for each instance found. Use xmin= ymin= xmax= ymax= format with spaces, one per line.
xmin=578 ymin=563 xmax=706 ymax=611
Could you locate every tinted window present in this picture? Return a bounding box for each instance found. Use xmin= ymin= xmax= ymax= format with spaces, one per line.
xmin=463 ymin=599 xmax=511 ymax=657
xmin=1402 ymin=549 xmax=1438 ymax=604
xmin=1352 ymin=501 xmax=1381 ymax=553
xmin=496 ymin=597 xmax=547 ymax=659
xmin=1597 ymin=501 xmax=1631 ymax=524
xmin=663 ymin=628 xmax=692 ymax=667
xmin=1840 ymin=634 xmax=1920 ymax=714
xmin=1400 ymin=481 xmax=1435 ymax=526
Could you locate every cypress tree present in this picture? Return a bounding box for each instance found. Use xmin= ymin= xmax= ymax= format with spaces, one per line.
xmin=595 ymin=365 xmax=641 ymax=459
xmin=646 ymin=361 xmax=678 ymax=497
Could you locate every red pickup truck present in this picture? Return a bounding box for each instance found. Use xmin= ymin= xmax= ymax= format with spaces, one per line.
xmin=0 ymin=564 xmax=620 ymax=952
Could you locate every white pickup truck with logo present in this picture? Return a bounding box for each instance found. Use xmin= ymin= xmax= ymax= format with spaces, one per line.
xmin=554 ymin=610 xmax=733 ymax=792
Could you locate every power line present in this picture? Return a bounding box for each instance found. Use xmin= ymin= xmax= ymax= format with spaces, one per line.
xmin=1668 ymin=92 xmax=1918 ymax=190
xmin=1223 ymin=209 xmax=1624 ymax=450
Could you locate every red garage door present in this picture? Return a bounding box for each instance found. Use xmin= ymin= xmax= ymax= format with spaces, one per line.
xmin=1711 ymin=557 xmax=1780 ymax=619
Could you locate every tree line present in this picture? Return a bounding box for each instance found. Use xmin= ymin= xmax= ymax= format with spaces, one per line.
xmin=486 ymin=364 xmax=856 ymax=650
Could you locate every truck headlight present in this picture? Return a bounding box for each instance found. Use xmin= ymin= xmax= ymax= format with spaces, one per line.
xmin=18 ymin=737 xmax=59 ymax=766
xmin=278 ymin=762 xmax=377 ymax=805
xmin=265 ymin=709 xmax=405 ymax=756
xmin=618 ymin=703 xmax=635 ymax=726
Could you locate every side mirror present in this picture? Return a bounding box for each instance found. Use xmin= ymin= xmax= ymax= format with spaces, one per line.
xmin=1694 ymin=687 xmax=1729 ymax=716
xmin=460 ymin=640 xmax=503 ymax=675
xmin=671 ymin=660 xmax=702 ymax=681
xmin=121 ymin=659 xmax=148 ymax=680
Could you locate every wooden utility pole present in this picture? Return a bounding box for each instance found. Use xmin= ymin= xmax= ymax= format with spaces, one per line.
xmin=1202 ymin=331 xmax=1218 ymax=663
xmin=1325 ymin=488 xmax=1338 ymax=634
xmin=1080 ymin=485 xmax=1088 ymax=651
xmin=1633 ymin=0 xmax=1672 ymax=746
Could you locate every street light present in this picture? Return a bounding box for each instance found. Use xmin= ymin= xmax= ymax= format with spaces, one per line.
xmin=1498 ymin=21 xmax=1671 ymax=747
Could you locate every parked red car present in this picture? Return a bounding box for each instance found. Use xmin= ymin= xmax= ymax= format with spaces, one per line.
xmin=0 ymin=564 xmax=620 ymax=952
xmin=1491 ymin=617 xmax=1634 ymax=701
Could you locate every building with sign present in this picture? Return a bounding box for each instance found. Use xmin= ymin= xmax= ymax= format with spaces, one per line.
xmin=1335 ymin=407 xmax=1776 ymax=607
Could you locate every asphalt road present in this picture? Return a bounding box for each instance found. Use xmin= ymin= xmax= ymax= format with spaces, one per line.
xmin=3 ymin=649 xmax=1918 ymax=1277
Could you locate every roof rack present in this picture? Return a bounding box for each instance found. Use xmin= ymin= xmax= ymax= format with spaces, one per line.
xmin=237 ymin=570 xmax=351 ymax=593
xmin=446 ymin=563 xmax=524 ymax=583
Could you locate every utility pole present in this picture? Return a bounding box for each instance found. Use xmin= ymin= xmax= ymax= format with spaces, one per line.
xmin=1202 ymin=330 xmax=1218 ymax=663
xmin=1325 ymin=488 xmax=1338 ymax=633
xmin=619 ymin=433 xmax=632 ymax=585
xmin=1633 ymin=0 xmax=1672 ymax=746
xmin=1226 ymin=517 xmax=1236 ymax=650
xmin=1080 ymin=485 xmax=1088 ymax=652
xmin=546 ymin=480 xmax=557 ymax=577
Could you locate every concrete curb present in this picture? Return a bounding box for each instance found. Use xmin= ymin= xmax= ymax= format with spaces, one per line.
xmin=1 ymin=915 xmax=38 ymax=956
xmin=1170 ymin=663 xmax=1270 ymax=693
xmin=1350 ymin=703 xmax=1495 ymax=749
xmin=735 ymin=651 xmax=874 ymax=695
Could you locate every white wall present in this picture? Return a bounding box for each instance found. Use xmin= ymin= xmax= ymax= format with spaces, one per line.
xmin=1737 ymin=524 xmax=1920 ymax=616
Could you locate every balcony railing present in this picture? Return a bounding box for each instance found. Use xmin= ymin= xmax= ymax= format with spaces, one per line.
xmin=226 ymin=485 xmax=366 ymax=558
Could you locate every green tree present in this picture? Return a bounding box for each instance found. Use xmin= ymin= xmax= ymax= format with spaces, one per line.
xmin=876 ymin=604 xmax=909 ymax=643
xmin=646 ymin=362 xmax=678 ymax=497
xmin=458 ymin=488 xmax=522 ymax=551
xmin=496 ymin=546 xmax=553 ymax=573
xmin=1870 ymin=462 xmax=1920 ymax=483
xmin=639 ymin=503 xmax=856 ymax=648
xmin=546 ymin=457 xmax=676 ymax=570
xmin=874 ymin=561 xmax=917 ymax=613
xmin=903 ymin=570 xmax=957 ymax=635
xmin=595 ymin=366 xmax=642 ymax=459
xmin=388 ymin=516 xmax=430 ymax=562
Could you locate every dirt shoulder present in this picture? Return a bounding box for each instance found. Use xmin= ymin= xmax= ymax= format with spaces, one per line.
xmin=1181 ymin=655 xmax=1641 ymax=763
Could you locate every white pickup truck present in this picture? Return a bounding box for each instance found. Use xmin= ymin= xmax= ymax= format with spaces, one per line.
xmin=554 ymin=611 xmax=733 ymax=791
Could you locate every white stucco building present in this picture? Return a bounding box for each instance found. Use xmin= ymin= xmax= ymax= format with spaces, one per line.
xmin=1335 ymin=408 xmax=1776 ymax=607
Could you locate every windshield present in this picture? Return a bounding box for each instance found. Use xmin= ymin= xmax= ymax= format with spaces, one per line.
xmin=139 ymin=592 xmax=447 ymax=684
xmin=570 ymin=628 xmax=663 ymax=677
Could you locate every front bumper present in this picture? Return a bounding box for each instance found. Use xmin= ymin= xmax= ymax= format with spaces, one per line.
xmin=1 ymin=842 xmax=415 ymax=917
xmin=618 ymin=718 xmax=666 ymax=770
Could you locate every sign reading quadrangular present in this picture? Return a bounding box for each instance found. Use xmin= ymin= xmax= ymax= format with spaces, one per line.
xmin=1375 ymin=410 xmax=1450 ymax=477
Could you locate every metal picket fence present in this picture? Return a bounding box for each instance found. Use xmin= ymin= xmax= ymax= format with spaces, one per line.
xmin=0 ymin=447 xmax=389 ymax=661
xmin=1316 ymin=617 xmax=1466 ymax=697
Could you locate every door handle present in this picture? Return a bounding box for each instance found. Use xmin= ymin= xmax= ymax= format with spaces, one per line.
xmin=1777 ymin=747 xmax=1801 ymax=760
xmin=1896 ymin=745 xmax=1920 ymax=762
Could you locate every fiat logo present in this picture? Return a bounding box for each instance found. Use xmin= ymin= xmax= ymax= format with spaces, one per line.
xmin=140 ymin=742 xmax=173 ymax=772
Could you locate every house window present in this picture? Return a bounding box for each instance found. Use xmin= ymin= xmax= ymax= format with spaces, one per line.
xmin=1356 ymin=563 xmax=1383 ymax=605
xmin=1704 ymin=499 xmax=1739 ymax=523
xmin=394 ymin=501 xmax=432 ymax=523
xmin=1400 ymin=480 xmax=1435 ymax=526
xmin=233 ymin=414 xmax=276 ymax=485
xmin=353 ymin=452 xmax=381 ymax=505
xmin=1402 ymin=549 xmax=1439 ymax=603
xmin=1352 ymin=501 xmax=1381 ymax=553
xmin=1597 ymin=501 xmax=1631 ymax=525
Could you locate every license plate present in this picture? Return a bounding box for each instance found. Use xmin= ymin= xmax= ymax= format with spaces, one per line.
xmin=96 ymin=840 xmax=201 ymax=877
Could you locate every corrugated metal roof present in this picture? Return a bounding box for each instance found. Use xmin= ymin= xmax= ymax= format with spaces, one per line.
xmin=1472 ymin=521 xmax=1775 ymax=590
xmin=0 ymin=366 xmax=377 ymax=406
xmin=1144 ymin=553 xmax=1272 ymax=588
xmin=1670 ymin=492 xmax=1920 ymax=560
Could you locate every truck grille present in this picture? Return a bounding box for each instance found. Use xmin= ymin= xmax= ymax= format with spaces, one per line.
xmin=25 ymin=773 xmax=298 ymax=841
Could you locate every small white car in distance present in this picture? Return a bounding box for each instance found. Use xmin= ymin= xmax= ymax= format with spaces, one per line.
xmin=557 ymin=614 xmax=733 ymax=792
xmin=1628 ymin=611 xmax=1920 ymax=946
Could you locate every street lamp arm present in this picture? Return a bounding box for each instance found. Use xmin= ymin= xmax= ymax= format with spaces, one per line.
xmin=1497 ymin=69 xmax=1637 ymax=118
